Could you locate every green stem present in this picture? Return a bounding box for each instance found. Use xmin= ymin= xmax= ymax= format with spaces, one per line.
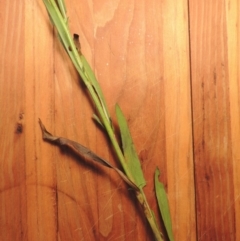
xmin=42 ymin=1 xmax=164 ymax=240
xmin=137 ymin=189 xmax=164 ymax=241
xmin=84 ymin=82 xmax=163 ymax=241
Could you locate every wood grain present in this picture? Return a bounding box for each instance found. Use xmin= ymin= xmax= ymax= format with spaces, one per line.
xmin=0 ymin=0 xmax=238 ymax=240
xmin=189 ymin=0 xmax=240 ymax=240
xmin=0 ymin=1 xmax=26 ymax=240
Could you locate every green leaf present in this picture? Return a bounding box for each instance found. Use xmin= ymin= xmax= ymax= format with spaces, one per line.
xmin=115 ymin=104 xmax=146 ymax=188
xmin=43 ymin=0 xmax=111 ymax=127
xmin=80 ymin=55 xmax=111 ymax=123
xmin=154 ymin=168 xmax=174 ymax=241
xmin=42 ymin=0 xmax=83 ymax=71
xmin=56 ymin=0 xmax=67 ymax=21
xmin=92 ymin=113 xmax=104 ymax=127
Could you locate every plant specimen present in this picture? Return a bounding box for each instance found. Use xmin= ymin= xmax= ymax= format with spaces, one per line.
xmin=40 ymin=1 xmax=174 ymax=240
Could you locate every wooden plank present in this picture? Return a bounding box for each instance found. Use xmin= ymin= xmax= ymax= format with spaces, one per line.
xmin=226 ymin=1 xmax=240 ymax=240
xmin=0 ymin=1 xmax=26 ymax=240
xmin=0 ymin=0 xmax=57 ymax=241
xmin=24 ymin=1 xmax=58 ymax=241
xmin=160 ymin=0 xmax=196 ymax=240
xmin=189 ymin=0 xmax=240 ymax=240
xmin=0 ymin=0 xmax=195 ymax=240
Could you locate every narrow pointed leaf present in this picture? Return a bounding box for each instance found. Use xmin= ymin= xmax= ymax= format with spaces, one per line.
xmin=42 ymin=0 xmax=83 ymax=72
xmin=56 ymin=0 xmax=67 ymax=21
xmin=39 ymin=119 xmax=138 ymax=191
xmin=43 ymin=0 xmax=111 ymax=127
xmin=92 ymin=114 xmax=104 ymax=127
xmin=115 ymin=104 xmax=146 ymax=188
xmin=154 ymin=168 xmax=174 ymax=241
xmin=80 ymin=54 xmax=111 ymax=122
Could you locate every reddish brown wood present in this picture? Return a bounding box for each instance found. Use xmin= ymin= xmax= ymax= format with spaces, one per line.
xmin=1 ymin=0 xmax=239 ymax=241
xmin=189 ymin=0 xmax=240 ymax=240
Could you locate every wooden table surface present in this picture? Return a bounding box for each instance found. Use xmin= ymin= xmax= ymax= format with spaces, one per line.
xmin=0 ymin=0 xmax=239 ymax=240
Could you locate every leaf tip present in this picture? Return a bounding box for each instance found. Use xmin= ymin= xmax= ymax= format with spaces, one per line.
xmin=155 ymin=167 xmax=160 ymax=176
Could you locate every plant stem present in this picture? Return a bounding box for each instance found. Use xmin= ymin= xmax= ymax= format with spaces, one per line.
xmin=136 ymin=189 xmax=164 ymax=241
xmin=86 ymin=84 xmax=164 ymax=241
xmin=42 ymin=1 xmax=165 ymax=240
